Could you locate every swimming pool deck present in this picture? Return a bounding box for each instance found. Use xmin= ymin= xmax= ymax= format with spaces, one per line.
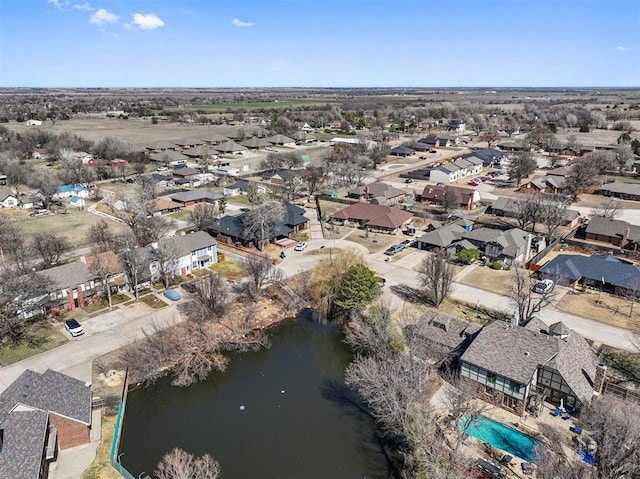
xmin=431 ymin=381 xmax=588 ymax=476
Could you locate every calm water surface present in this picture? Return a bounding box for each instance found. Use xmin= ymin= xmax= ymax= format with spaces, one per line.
xmin=119 ymin=315 xmax=396 ymax=478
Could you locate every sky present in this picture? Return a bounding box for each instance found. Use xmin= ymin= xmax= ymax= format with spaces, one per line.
xmin=0 ymin=0 xmax=639 ymax=88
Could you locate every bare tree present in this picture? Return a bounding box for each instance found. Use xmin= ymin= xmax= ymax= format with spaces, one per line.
xmin=581 ymin=397 xmax=640 ymax=479
xmin=246 ymin=181 xmax=265 ymax=206
xmin=508 ymin=151 xmax=537 ymax=186
xmin=154 ymin=240 xmax=180 ymax=289
xmin=178 ymin=273 xmax=229 ymax=323
xmin=155 ymin=447 xmax=221 ymax=479
xmin=31 ymin=232 xmax=71 ymax=266
xmin=189 ymin=202 xmax=219 ymax=231
xmin=441 ymin=187 xmax=460 ymax=212
xmin=58 ymin=156 xmax=96 ymax=188
xmin=88 ymin=219 xmax=116 ymax=253
xmin=243 ymin=201 xmax=284 ymax=250
xmin=540 ymin=196 xmax=568 ymax=240
xmin=442 ymin=373 xmax=488 ymax=453
xmin=0 ymin=217 xmax=28 ymax=271
xmin=86 ymin=250 xmax=116 ymax=311
xmin=28 ymin=171 xmax=62 ymax=209
xmin=0 ymin=267 xmax=51 ymax=344
xmin=509 ymin=263 xmax=556 ymax=325
xmin=566 ymin=157 xmax=601 ymax=199
xmin=118 ymin=233 xmax=148 ymax=301
xmin=93 ymin=136 xmax=129 ymax=162
xmin=615 ymin=142 xmax=634 ymax=172
xmin=302 ymin=166 xmax=324 ymax=200
xmin=241 ymin=254 xmax=284 ymax=301
xmin=417 ymin=250 xmax=455 ymax=307
xmin=591 ymin=198 xmax=622 ymax=219
xmin=480 ymin=122 xmax=500 ymax=148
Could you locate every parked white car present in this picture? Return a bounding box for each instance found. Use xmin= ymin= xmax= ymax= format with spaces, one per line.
xmin=533 ymin=279 xmax=554 ymax=294
xmin=64 ymin=318 xmax=84 ymax=337
xmin=294 ymin=242 xmax=307 ymax=251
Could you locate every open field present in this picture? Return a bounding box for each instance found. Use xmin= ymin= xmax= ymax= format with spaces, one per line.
xmin=162 ymin=100 xmax=331 ymax=112
xmin=0 ymin=204 xmax=123 ymax=249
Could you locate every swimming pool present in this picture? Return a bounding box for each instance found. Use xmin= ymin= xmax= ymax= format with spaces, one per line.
xmin=461 ymin=415 xmax=540 ymax=463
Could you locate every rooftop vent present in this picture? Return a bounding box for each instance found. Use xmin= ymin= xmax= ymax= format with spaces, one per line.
xmin=524 ymin=352 xmax=530 ymax=357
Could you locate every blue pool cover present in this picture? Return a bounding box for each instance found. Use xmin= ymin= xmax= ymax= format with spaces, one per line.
xmin=163 ymin=289 xmax=181 ymax=301
xmin=461 ymin=415 xmax=540 ymax=463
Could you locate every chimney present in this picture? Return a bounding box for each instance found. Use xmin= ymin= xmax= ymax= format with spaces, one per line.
xmin=624 ymin=227 xmax=630 ymax=246
xmin=593 ymin=365 xmax=607 ymax=394
xmin=79 ymin=255 xmax=86 ymax=264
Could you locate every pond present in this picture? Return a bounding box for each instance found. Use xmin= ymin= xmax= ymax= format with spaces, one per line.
xmin=119 ymin=314 xmax=396 ymax=479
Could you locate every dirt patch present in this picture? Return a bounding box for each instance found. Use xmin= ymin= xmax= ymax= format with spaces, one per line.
xmin=557 ymin=290 xmax=640 ymax=330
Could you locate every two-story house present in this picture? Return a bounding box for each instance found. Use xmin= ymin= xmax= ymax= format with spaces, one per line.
xmin=159 ymin=231 xmax=218 ymax=277
xmin=460 ymin=320 xmax=603 ymax=416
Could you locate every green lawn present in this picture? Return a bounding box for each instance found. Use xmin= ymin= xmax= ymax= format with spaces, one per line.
xmin=140 ymin=294 xmax=169 ymax=309
xmin=227 ymin=194 xmax=252 ymax=206
xmin=169 ymin=209 xmax=191 ymax=222
xmin=0 ymin=325 xmax=68 ymax=366
xmin=83 ymin=294 xmax=131 ymax=314
xmin=210 ymin=259 xmax=245 ymax=280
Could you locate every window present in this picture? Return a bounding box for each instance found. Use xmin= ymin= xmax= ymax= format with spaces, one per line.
xmin=487 ymin=372 xmax=496 ymax=384
xmin=509 ymin=381 xmax=520 ymax=393
xmin=503 ymin=396 xmax=517 ymax=410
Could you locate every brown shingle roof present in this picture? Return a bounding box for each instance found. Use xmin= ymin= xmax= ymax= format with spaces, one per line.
xmin=331 ymin=203 xmax=412 ymax=229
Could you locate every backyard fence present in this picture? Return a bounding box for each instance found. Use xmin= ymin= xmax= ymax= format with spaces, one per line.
xmin=109 ymin=369 xmax=146 ymax=479
xmin=603 ymin=381 xmax=640 ymax=404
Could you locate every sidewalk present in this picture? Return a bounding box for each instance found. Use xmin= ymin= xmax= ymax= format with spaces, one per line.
xmin=0 ymin=303 xmax=183 ymax=393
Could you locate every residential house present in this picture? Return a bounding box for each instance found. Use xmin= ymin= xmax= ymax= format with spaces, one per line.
xmin=182 ymin=145 xmax=213 ymax=159
xmin=462 ymin=227 xmax=533 ymax=264
xmin=330 ymin=203 xmax=413 ymax=234
xmin=599 ymin=182 xmax=640 ymax=202
xmin=145 ymin=140 xmax=177 ymax=153
xmin=404 ymin=311 xmax=481 ymax=363
xmin=174 ymin=137 xmax=204 ymax=149
xmin=460 ymin=320 xmax=601 ymax=416
xmin=282 ymin=202 xmax=309 ymax=233
xmin=223 ymin=180 xmax=267 ymax=197
xmin=264 ymin=169 xmax=307 ymax=186
xmin=390 ymin=146 xmax=414 ymax=157
xmin=241 ymin=137 xmax=271 ymax=150
xmin=170 ymin=191 xmax=222 ymax=207
xmin=347 ymin=182 xmax=407 ymax=205
xmin=25 ymin=119 xmax=43 ymax=126
xmin=415 ymin=223 xmax=467 ymax=251
xmin=490 ymin=197 xmax=581 ymax=228
xmin=447 ymin=119 xmax=466 ymax=132
xmin=0 ymin=187 xmax=19 ymax=208
xmin=539 ymin=254 xmax=640 ymax=295
xmin=0 ymin=174 xmax=7 ymax=186
xmin=430 ymin=163 xmax=462 ymax=183
xmin=40 ymin=262 xmax=100 ymax=313
xmin=0 ymin=369 xmax=92 ymax=479
xmin=152 ymin=197 xmax=183 ymax=215
xmin=149 ymin=173 xmax=174 ymax=188
xmin=466 ymin=148 xmax=507 ymax=167
xmin=267 ymin=134 xmax=296 ymax=147
xmin=214 ymin=141 xmax=247 ymax=155
xmin=291 ymin=131 xmax=316 ymax=144
xmin=149 ymin=150 xmax=188 ymax=165
xmin=420 ymin=185 xmax=481 ymax=211
xmin=299 ymin=122 xmax=314 ymax=133
xmin=159 ymin=231 xmax=218 ymax=276
xmin=201 ymin=134 xmax=230 ymax=145
xmin=584 ymin=216 xmax=640 ymax=248
xmin=55 ymin=184 xmax=90 ymax=199
xmin=517 ymin=176 xmax=568 ymax=195
xmin=171 ymin=167 xmax=200 ymax=181
xmin=419 ymin=136 xmax=450 ymax=148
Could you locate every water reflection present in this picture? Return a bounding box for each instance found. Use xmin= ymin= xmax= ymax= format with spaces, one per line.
xmin=120 ymin=315 xmax=397 ymax=479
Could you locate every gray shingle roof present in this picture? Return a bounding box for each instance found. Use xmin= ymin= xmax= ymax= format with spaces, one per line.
xmin=461 ymin=321 xmax=560 ymax=385
xmin=416 ymin=224 xmax=465 ymax=248
xmin=540 ymin=254 xmax=640 ymax=289
xmin=149 ymin=151 xmax=188 ymax=162
xmin=170 ymin=191 xmax=222 ymax=203
xmin=267 ymin=134 xmax=295 ymax=145
xmin=40 ymin=262 xmax=92 ymax=291
xmin=409 ymin=311 xmax=480 ymax=349
xmin=585 ymin=216 xmax=640 ymax=241
xmin=462 ymin=227 xmax=529 ymax=258
xmin=599 ymin=182 xmax=640 ymax=196
xmin=0 ymin=409 xmax=49 ymax=479
xmin=161 ymin=231 xmax=217 ymax=258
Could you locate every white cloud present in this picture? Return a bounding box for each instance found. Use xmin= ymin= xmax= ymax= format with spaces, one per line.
xmin=232 ymin=18 xmax=253 ymax=27
xmin=48 ymin=0 xmax=70 ymax=9
xmin=615 ymin=46 xmax=630 ymax=52
xmin=131 ymin=13 xmax=165 ymax=30
xmin=73 ymin=2 xmax=93 ymax=11
xmin=184 ymin=9 xmax=198 ymax=19
xmin=90 ymin=8 xmax=119 ymax=26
